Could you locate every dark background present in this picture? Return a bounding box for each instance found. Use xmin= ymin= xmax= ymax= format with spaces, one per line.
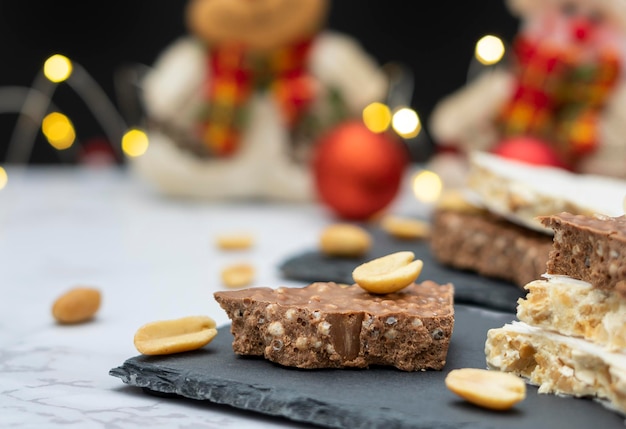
xmin=0 ymin=0 xmax=519 ymax=164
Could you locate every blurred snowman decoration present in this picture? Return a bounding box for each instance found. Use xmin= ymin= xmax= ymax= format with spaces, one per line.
xmin=428 ymin=0 xmax=626 ymax=187
xmin=131 ymin=0 xmax=389 ymax=201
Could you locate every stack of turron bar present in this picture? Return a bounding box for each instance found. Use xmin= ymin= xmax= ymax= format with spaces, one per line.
xmin=485 ymin=211 xmax=626 ymax=415
xmin=430 ymin=151 xmax=626 ymax=289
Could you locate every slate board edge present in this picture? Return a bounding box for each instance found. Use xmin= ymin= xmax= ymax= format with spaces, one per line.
xmin=109 ymin=352 xmax=453 ymax=429
xmin=108 ymin=306 xmax=626 ymax=429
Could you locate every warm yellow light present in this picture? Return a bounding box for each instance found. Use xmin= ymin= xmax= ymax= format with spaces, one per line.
xmin=362 ymin=102 xmax=392 ymax=133
xmin=43 ymin=55 xmax=73 ymax=83
xmin=122 ymin=128 xmax=149 ymax=157
xmin=391 ymin=108 xmax=421 ymax=139
xmin=412 ymin=170 xmax=443 ymax=203
xmin=0 ymin=167 xmax=7 ymax=190
xmin=475 ymin=35 xmax=505 ymax=66
xmin=42 ymin=112 xmax=75 ymax=150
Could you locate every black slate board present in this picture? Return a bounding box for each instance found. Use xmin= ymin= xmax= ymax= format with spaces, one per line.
xmin=279 ymin=226 xmax=525 ymax=313
xmin=110 ymin=305 xmax=625 ymax=429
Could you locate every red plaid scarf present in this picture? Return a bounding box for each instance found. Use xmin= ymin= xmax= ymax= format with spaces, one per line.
xmin=497 ymin=34 xmax=621 ymax=169
xmin=197 ymin=39 xmax=316 ymax=157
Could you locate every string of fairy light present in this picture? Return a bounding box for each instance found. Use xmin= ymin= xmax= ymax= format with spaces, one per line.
xmin=409 ymin=33 xmax=505 ymax=204
xmin=0 ymin=33 xmax=507 ymax=200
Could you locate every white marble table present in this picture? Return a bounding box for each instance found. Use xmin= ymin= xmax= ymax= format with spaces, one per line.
xmin=0 ymin=165 xmax=426 ymax=428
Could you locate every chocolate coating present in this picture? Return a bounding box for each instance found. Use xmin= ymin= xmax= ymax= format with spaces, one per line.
xmin=430 ymin=209 xmax=553 ymax=287
xmin=541 ymin=212 xmax=626 ymax=295
xmin=214 ymin=281 xmax=454 ymax=371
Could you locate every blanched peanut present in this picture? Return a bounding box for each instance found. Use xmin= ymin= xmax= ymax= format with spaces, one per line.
xmin=221 ymin=263 xmax=255 ymax=288
xmin=319 ymin=223 xmax=372 ymax=257
xmin=134 ymin=315 xmax=218 ymax=355
xmin=445 ymin=368 xmax=526 ymax=411
xmin=52 ymin=287 xmax=101 ymax=324
xmin=216 ymin=233 xmax=254 ymax=250
xmin=381 ymin=216 xmax=430 ymax=240
xmin=352 ymin=251 xmax=423 ymax=294
xmin=436 ymin=189 xmax=484 ymax=214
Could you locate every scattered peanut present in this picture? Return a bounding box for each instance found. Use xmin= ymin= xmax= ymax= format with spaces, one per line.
xmin=445 ymin=368 xmax=526 ymax=411
xmin=436 ymin=189 xmax=484 ymax=214
xmin=352 ymin=251 xmax=423 ymax=294
xmin=52 ymin=286 xmax=101 ymax=324
xmin=221 ymin=263 xmax=255 ymax=288
xmin=216 ymin=233 xmax=254 ymax=250
xmin=381 ymin=215 xmax=430 ymax=240
xmin=319 ymin=223 xmax=372 ymax=257
xmin=134 ymin=315 xmax=218 ymax=355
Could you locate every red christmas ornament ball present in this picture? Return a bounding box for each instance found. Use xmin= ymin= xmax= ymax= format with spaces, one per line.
xmin=491 ymin=136 xmax=568 ymax=169
xmin=312 ymin=121 xmax=409 ymax=220
xmin=78 ymin=137 xmax=118 ymax=166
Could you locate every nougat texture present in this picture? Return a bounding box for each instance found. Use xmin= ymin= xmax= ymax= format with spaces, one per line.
xmin=518 ymin=276 xmax=626 ymax=352
xmin=486 ymin=322 xmax=626 ymax=415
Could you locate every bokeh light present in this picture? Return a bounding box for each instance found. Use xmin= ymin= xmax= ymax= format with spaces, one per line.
xmin=475 ymin=35 xmax=505 ymax=66
xmin=391 ymin=108 xmax=421 ymax=139
xmin=122 ymin=128 xmax=149 ymax=157
xmin=412 ymin=170 xmax=443 ymax=203
xmin=362 ymin=102 xmax=392 ymax=133
xmin=43 ymin=55 xmax=73 ymax=83
xmin=0 ymin=167 xmax=7 ymax=190
xmin=42 ymin=112 xmax=75 ymax=150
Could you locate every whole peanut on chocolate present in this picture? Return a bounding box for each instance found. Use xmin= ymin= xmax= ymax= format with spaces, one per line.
xmin=352 ymin=251 xmax=423 ymax=294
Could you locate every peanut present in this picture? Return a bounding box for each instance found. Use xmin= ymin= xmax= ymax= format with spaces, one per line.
xmin=436 ymin=189 xmax=484 ymax=214
xmin=319 ymin=223 xmax=372 ymax=257
xmin=134 ymin=315 xmax=218 ymax=355
xmin=352 ymin=251 xmax=423 ymax=294
xmin=216 ymin=233 xmax=254 ymax=250
xmin=52 ymin=287 xmax=101 ymax=324
xmin=221 ymin=263 xmax=255 ymax=288
xmin=445 ymin=368 xmax=526 ymax=411
xmin=381 ymin=215 xmax=430 ymax=240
